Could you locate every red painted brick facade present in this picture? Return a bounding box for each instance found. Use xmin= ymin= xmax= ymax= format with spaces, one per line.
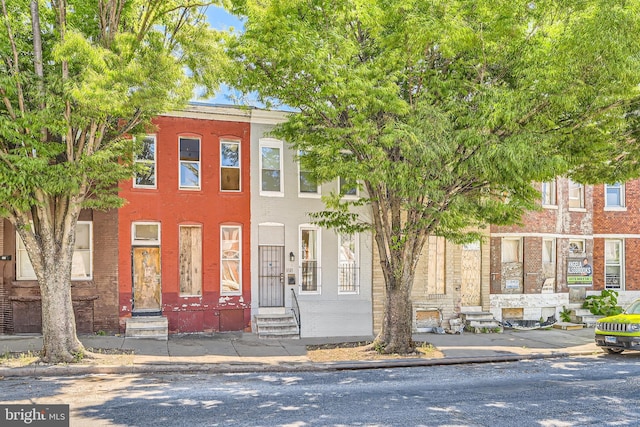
xmin=117 ymin=113 xmax=252 ymax=333
xmin=592 ymin=180 xmax=640 ymax=292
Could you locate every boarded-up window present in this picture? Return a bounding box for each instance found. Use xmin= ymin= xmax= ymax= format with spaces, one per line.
xmin=427 ymin=236 xmax=445 ymax=294
xmin=221 ymin=140 xmax=240 ymax=191
xmin=179 ymin=226 xmax=202 ymax=295
xmin=221 ymin=226 xmax=242 ymax=295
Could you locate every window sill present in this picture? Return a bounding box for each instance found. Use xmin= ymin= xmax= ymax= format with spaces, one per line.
xmin=260 ymin=191 xmax=284 ymax=198
xmin=298 ymin=193 xmax=322 ymax=199
xmin=604 ymin=207 xmax=627 ymax=212
xmin=568 ymin=208 xmax=587 ymax=213
xmin=542 ymin=204 xmax=558 ymax=210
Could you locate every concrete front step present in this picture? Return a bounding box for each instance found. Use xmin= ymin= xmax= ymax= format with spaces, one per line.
xmin=125 ymin=316 xmax=168 ymax=340
xmin=255 ymin=313 xmax=300 ymax=339
xmin=461 ymin=312 xmax=496 ymax=322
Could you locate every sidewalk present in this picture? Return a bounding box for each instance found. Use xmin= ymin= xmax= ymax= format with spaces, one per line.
xmin=0 ymin=327 xmax=600 ymax=377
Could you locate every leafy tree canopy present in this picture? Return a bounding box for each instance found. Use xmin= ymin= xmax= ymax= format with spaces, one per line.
xmin=225 ymin=0 xmax=640 ymax=352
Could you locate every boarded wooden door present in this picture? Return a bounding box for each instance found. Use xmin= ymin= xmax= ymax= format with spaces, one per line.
xmin=461 ymin=243 xmax=482 ymax=306
xmin=132 ymin=247 xmax=162 ymax=313
xmin=259 ymin=246 xmax=284 ymax=307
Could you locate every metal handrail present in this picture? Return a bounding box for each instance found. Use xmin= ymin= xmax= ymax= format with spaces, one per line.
xmin=290 ymin=288 xmax=301 ymax=331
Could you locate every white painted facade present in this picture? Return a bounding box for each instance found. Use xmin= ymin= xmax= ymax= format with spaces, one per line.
xmin=250 ymin=110 xmax=373 ymax=338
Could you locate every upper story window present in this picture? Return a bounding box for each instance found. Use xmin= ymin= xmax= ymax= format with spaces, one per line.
xmin=298 ymin=150 xmax=320 ymax=197
xmin=501 ymin=237 xmax=522 ymax=263
xmin=179 ymin=137 xmax=200 ymax=189
xmin=541 ymin=180 xmax=556 ymax=206
xmin=17 ymin=222 xmax=93 ymax=280
xmin=605 ymin=183 xmax=625 ymax=208
xmin=340 ymin=177 xmax=358 ymax=197
xmin=568 ymin=179 xmax=584 ymax=209
xmin=221 ymin=140 xmax=241 ymax=191
xmin=259 ymin=139 xmax=283 ymax=196
xmin=338 ymin=233 xmax=359 ymax=294
xmin=134 ymin=135 xmax=156 ymax=188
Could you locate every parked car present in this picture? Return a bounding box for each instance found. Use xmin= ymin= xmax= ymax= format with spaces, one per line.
xmin=594 ymin=298 xmax=640 ymax=354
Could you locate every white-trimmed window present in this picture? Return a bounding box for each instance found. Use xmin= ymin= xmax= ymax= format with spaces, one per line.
xmin=221 ymin=226 xmax=242 ymax=295
xmin=338 ymin=233 xmax=359 ymax=293
xmin=298 ymin=151 xmax=320 ymax=197
xmin=17 ymin=222 xmax=93 ymax=280
xmin=568 ymin=179 xmax=584 ymax=209
xmin=300 ymin=225 xmax=321 ymax=293
xmin=259 ymin=138 xmax=283 ymax=196
xmin=134 ymin=135 xmax=156 ymax=188
xmin=221 ymin=140 xmax=241 ymax=191
xmin=605 ymin=240 xmax=623 ymax=290
xmin=132 ymin=222 xmax=160 ymax=245
xmin=179 ymin=225 xmax=202 ymax=296
xmin=179 ymin=137 xmax=200 ymax=189
xmin=605 ymin=183 xmax=625 ymax=208
xmin=339 ymin=177 xmax=358 ymax=198
xmin=542 ymin=238 xmax=555 ymax=264
xmin=568 ymin=239 xmax=585 ymax=254
xmin=541 ymin=180 xmax=556 ymax=206
xmin=501 ymin=238 xmax=522 ymax=263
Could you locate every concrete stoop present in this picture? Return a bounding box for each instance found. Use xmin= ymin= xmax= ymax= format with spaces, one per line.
xmin=255 ymin=313 xmax=300 ymax=339
xmin=125 ymin=316 xmax=168 ymax=340
xmin=572 ymin=307 xmax=604 ymax=327
xmin=461 ymin=308 xmax=503 ymax=333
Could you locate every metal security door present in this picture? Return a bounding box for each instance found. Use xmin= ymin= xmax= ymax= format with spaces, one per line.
xmin=259 ymin=246 xmax=284 ymax=307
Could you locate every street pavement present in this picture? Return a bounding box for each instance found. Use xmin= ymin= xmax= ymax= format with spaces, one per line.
xmin=0 ymin=326 xmax=600 ymax=377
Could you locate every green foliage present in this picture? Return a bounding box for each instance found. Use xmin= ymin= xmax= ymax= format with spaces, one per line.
xmin=560 ymin=306 xmax=573 ymax=323
xmin=583 ymin=290 xmax=624 ymax=317
xmin=0 ymin=0 xmax=227 ymax=358
xmin=226 ymin=0 xmax=640 ymax=347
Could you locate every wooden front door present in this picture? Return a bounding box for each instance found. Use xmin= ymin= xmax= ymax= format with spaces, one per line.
xmin=461 ymin=242 xmax=482 ymax=306
xmin=132 ymin=246 xmax=162 ymax=314
xmin=259 ymin=246 xmax=284 ymax=307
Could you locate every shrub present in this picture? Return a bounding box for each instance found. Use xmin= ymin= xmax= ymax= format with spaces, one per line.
xmin=583 ymin=290 xmax=623 ymax=317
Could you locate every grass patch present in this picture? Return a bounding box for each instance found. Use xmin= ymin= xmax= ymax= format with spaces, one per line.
xmin=306 ymin=341 xmax=444 ymax=362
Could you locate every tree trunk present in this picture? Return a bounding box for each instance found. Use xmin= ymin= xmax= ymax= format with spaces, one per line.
xmin=39 ymin=256 xmax=83 ymax=363
xmin=376 ymin=275 xmax=414 ymax=354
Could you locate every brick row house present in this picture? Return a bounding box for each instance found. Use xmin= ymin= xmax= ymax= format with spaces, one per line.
xmin=490 ymin=177 xmax=640 ymax=326
xmin=118 ymin=105 xmax=253 ymax=334
xmin=4 ymin=103 xmax=640 ymax=337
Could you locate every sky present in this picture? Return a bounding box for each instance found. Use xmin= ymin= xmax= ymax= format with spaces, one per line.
xmin=201 ymin=6 xmax=246 ymax=105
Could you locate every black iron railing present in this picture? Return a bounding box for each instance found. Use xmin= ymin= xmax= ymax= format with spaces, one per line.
xmin=338 ymin=264 xmax=359 ymax=293
xmin=290 ymin=288 xmax=300 ymax=330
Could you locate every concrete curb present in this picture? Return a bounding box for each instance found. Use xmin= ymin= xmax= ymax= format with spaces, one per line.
xmin=0 ymin=350 xmax=601 ymax=378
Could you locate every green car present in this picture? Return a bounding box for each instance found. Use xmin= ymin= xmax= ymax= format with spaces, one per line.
xmin=595 ymin=298 xmax=640 ymax=354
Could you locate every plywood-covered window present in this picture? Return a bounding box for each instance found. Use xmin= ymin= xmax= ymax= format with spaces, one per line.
xmin=221 ymin=226 xmax=242 ymax=295
xmin=427 ymin=236 xmax=446 ymax=294
xmin=568 ymin=179 xmax=584 ymax=209
xmin=221 ymin=140 xmax=240 ymax=191
xmin=179 ymin=225 xmax=202 ymax=296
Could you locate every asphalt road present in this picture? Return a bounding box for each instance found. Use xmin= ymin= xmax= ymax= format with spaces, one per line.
xmin=2 ymin=354 xmax=639 ymax=426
